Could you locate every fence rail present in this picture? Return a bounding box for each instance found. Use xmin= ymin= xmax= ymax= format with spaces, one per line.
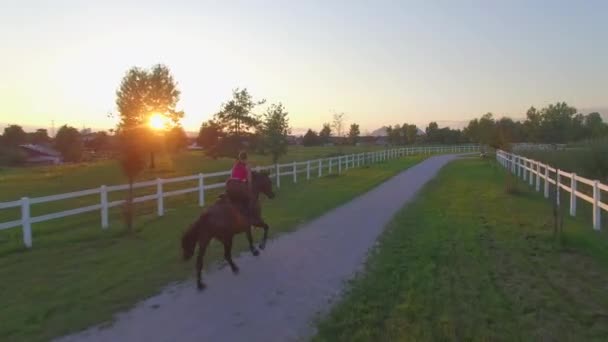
xmin=1 ymin=145 xmax=479 ymax=248
xmin=496 ymin=149 xmax=606 ymax=231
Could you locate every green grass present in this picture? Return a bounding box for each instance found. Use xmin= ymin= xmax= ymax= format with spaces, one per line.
xmin=0 ymin=156 xmax=423 ymax=342
xmin=314 ymin=158 xmax=608 ymax=342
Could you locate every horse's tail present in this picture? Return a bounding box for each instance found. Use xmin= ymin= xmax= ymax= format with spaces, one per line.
xmin=181 ymin=213 xmax=207 ymax=261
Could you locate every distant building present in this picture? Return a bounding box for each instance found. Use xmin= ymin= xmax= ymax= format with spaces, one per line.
xmin=18 ymin=144 xmax=62 ymax=165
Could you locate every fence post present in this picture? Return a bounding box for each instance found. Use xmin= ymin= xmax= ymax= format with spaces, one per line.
xmin=329 ymin=158 xmax=333 ymax=174
xmin=556 ymin=171 xmax=561 ymax=206
xmin=345 ymin=156 xmax=349 ymax=171
xmin=293 ymin=162 xmax=297 ymax=183
xmin=529 ymin=162 xmax=534 ymax=186
xmin=276 ymin=164 xmax=281 ymax=188
xmin=318 ymin=159 xmax=322 ymax=177
xmin=511 ymin=155 xmax=516 ymax=174
xmin=338 ymin=156 xmax=342 ymax=174
xmin=307 ymin=161 xmax=311 ymax=180
xmin=544 ymin=166 xmax=549 ymax=198
xmin=198 ymin=173 xmax=205 ymax=207
xmin=517 ymin=157 xmax=521 ymax=178
xmin=157 ymin=178 xmax=164 ymax=216
xmin=100 ymin=185 xmax=108 ymax=229
xmin=352 ymin=154 xmax=356 ymax=168
xmin=593 ymin=180 xmax=601 ymax=230
xmin=535 ymin=162 xmax=541 ymax=192
xmin=21 ymin=197 xmax=32 ymax=248
xmin=570 ymin=174 xmax=577 ymax=216
xmin=523 ymin=160 xmax=527 ymax=182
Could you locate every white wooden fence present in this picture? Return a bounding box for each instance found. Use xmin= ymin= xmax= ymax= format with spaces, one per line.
xmin=496 ymin=150 xmax=607 ymax=230
xmin=0 ymin=145 xmax=478 ymax=248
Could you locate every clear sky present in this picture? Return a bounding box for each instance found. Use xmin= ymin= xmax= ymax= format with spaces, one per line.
xmin=1 ymin=0 xmax=607 ymax=134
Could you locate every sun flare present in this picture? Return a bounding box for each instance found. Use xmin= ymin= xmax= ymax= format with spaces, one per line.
xmin=148 ymin=113 xmax=168 ymax=130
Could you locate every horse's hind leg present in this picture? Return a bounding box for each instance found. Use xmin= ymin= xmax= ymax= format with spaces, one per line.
xmin=221 ymin=236 xmax=239 ymax=274
xmin=246 ymin=227 xmax=259 ymax=256
xmin=196 ymin=234 xmax=211 ymax=291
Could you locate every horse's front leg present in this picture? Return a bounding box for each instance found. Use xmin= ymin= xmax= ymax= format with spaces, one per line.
xmin=253 ymin=219 xmax=270 ymax=250
xmin=246 ymin=227 xmax=259 ymax=256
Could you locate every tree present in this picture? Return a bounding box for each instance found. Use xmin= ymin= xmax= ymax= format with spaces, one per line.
xmin=348 ymin=123 xmax=360 ymax=145
xmin=425 ymin=122 xmax=440 ymax=143
xmin=30 ymin=129 xmax=50 ymax=145
xmin=302 ymin=129 xmax=319 ymax=146
xmin=165 ymin=126 xmax=189 ymax=153
xmin=2 ymin=125 xmax=26 ymax=146
xmin=585 ymin=112 xmax=606 ymax=139
xmin=215 ymin=88 xmax=265 ymax=136
xmin=115 ymin=64 xmax=184 ymax=168
xmin=85 ymin=131 xmax=111 ymax=152
xmin=404 ymin=124 xmax=418 ymax=144
xmin=259 ymin=103 xmax=290 ymax=163
xmin=331 ymin=112 xmax=346 ymax=138
xmin=117 ymin=127 xmax=147 ymax=232
xmin=197 ymin=120 xmax=224 ymax=150
xmin=54 ymin=125 xmax=83 ymax=162
xmin=319 ymin=123 xmax=332 ymax=144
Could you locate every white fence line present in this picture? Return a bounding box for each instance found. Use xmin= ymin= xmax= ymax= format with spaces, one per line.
xmin=1 ymin=145 xmax=479 ymax=248
xmin=496 ymin=149 xmax=606 ymax=231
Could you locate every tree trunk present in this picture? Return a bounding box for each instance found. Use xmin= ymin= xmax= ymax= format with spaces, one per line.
xmin=126 ymin=180 xmax=134 ymax=232
xmin=149 ymin=151 xmax=155 ymax=169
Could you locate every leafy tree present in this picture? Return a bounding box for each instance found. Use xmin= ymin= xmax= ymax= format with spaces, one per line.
xmin=54 ymin=125 xmax=83 ymax=162
xmin=215 ymin=88 xmax=265 ymax=136
xmin=319 ymin=123 xmax=332 ymax=144
xmin=197 ymin=120 xmax=224 ymax=150
xmin=2 ymin=125 xmax=26 ymax=146
xmin=302 ymin=129 xmax=320 ymax=146
xmin=585 ymin=112 xmax=606 ymax=139
xmin=30 ymin=129 xmax=50 ymax=145
xmin=115 ymin=64 xmax=183 ymax=168
xmin=85 ymin=131 xmax=111 ymax=152
xmin=259 ymin=103 xmax=290 ymax=163
xmin=425 ymin=122 xmax=439 ymax=143
xmin=404 ymin=124 xmax=418 ymax=144
xmin=348 ymin=123 xmax=360 ymax=145
xmin=165 ymin=126 xmax=189 ymax=152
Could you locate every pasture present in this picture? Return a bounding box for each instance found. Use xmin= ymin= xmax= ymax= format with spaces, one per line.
xmin=0 ymin=155 xmax=423 ymax=342
xmin=314 ymin=158 xmax=608 ymax=341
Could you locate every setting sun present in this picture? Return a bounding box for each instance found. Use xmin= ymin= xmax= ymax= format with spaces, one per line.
xmin=148 ymin=113 xmax=169 ymax=130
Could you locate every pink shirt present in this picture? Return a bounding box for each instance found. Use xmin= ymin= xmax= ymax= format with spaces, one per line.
xmin=231 ymin=161 xmax=248 ymax=181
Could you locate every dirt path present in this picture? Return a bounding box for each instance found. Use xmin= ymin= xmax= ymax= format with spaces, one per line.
xmin=57 ymin=155 xmax=459 ymax=342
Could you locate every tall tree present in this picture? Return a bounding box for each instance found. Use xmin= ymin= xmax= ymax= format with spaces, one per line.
xmin=319 ymin=123 xmax=332 ymax=144
xmin=30 ymin=129 xmax=50 ymax=145
xmin=331 ymin=112 xmax=346 ymax=138
xmin=425 ymin=122 xmax=439 ymax=143
xmin=165 ymin=126 xmax=189 ymax=152
xmin=302 ymin=129 xmax=319 ymax=146
xmin=115 ymin=64 xmax=183 ymax=168
xmin=197 ymin=120 xmax=224 ymax=150
xmin=118 ymin=127 xmax=147 ymax=232
xmin=585 ymin=112 xmax=606 ymax=139
xmin=54 ymin=125 xmax=83 ymax=162
xmin=404 ymin=124 xmax=418 ymax=144
xmin=2 ymin=125 xmax=26 ymax=146
xmin=215 ymin=88 xmax=265 ymax=136
xmin=348 ymin=123 xmax=360 ymax=145
xmin=259 ymin=103 xmax=290 ymax=163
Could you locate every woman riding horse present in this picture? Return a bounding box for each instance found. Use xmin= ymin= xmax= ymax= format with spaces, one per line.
xmin=225 ymin=151 xmax=254 ymax=221
xmin=181 ymin=160 xmax=275 ymax=290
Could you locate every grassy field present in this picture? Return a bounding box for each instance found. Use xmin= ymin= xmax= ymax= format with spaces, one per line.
xmin=314 ymin=158 xmax=608 ymax=342
xmin=0 ymin=145 xmax=387 ymax=202
xmin=0 ymin=156 xmax=423 ymax=342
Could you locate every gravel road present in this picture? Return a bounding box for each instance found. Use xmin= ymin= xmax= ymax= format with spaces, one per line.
xmin=56 ymin=154 xmax=459 ymax=342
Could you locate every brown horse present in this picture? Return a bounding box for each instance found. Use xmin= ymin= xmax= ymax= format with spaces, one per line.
xmin=181 ymin=171 xmax=275 ymax=290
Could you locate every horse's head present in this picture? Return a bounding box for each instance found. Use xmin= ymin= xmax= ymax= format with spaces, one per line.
xmin=252 ymin=171 xmax=275 ymax=199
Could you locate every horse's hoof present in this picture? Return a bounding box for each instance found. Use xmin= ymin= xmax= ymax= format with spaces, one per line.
xmin=251 ymin=249 xmax=260 ymax=256
xmin=259 ymin=243 xmax=266 ymax=250
xmin=231 ymin=267 xmax=240 ymax=275
xmin=197 ymin=283 xmax=206 ymax=291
